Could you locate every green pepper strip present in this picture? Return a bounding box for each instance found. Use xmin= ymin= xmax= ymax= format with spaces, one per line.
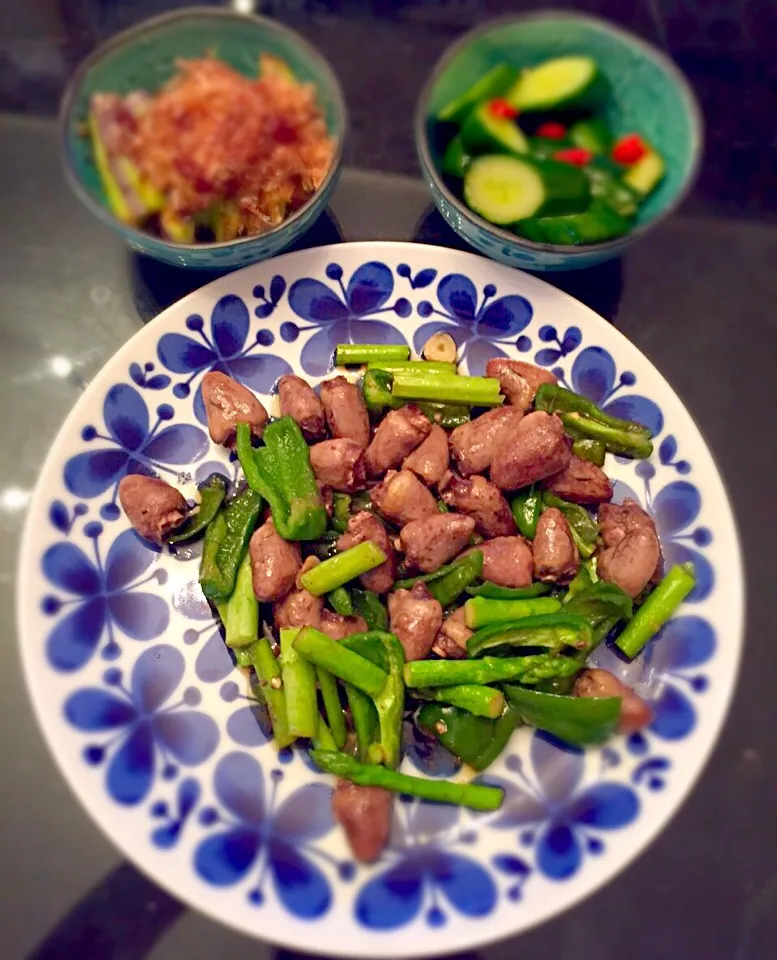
xmin=327 ymin=585 xmax=353 ymax=616
xmin=560 ymin=412 xmax=653 ymax=459
xmin=313 ymin=717 xmax=337 ymax=751
xmin=467 ymin=613 xmax=594 ymax=657
xmin=503 ymin=684 xmax=621 ymax=746
xmin=405 ymin=653 xmax=582 ymax=688
xmin=168 ymin=474 xmax=226 ymax=543
xmin=541 ymin=492 xmax=599 ymax=559
xmin=417 ymin=702 xmax=520 ymax=770
xmin=464 ymin=595 xmax=562 ymax=628
xmin=331 ymin=493 xmax=351 ymax=534
xmin=616 ymin=563 xmax=696 ymax=659
xmin=563 ymin=565 xmax=594 ymax=604
xmin=466 ymin=581 xmax=552 ymax=600
xmin=317 ymin=667 xmax=347 ymax=750
xmin=427 ymin=551 xmax=483 ymax=606
xmin=351 ymin=588 xmax=388 ymax=631
xmin=572 ymin=438 xmax=606 ymax=467
xmin=310 ymin=751 xmax=503 ymax=811
xmin=345 ymin=684 xmax=379 ymax=761
xmin=341 ymin=632 xmax=405 ymax=769
xmin=237 ymin=418 xmax=327 ymax=541
xmin=511 ymin=486 xmax=541 ymax=539
xmin=394 ymin=551 xmax=483 ymax=607
xmin=248 ymin=638 xmax=294 ymax=748
xmin=414 ymin=684 xmax=505 ymax=719
xmin=535 ymin=383 xmax=653 ymax=436
xmin=199 ymin=487 xmax=263 ymax=601
xmin=565 ymin=580 xmax=633 ymax=635
xmin=416 ymin=402 xmax=471 ymax=430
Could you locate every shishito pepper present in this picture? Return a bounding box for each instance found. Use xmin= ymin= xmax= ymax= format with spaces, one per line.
xmin=511 ymin=485 xmax=542 ymax=538
xmin=466 ymin=612 xmax=593 ymax=656
xmin=395 ymin=551 xmax=483 ymax=607
xmin=199 ymin=486 xmax=263 ymax=601
xmin=351 ymin=588 xmax=389 ymax=631
xmin=237 ymin=417 xmax=327 ymax=541
xmin=168 ymin=473 xmax=226 ymax=544
xmin=535 ymin=383 xmax=653 ymax=459
xmin=541 ymin=492 xmax=599 ymax=558
xmin=417 ymin=702 xmax=521 ymax=770
xmin=341 ymin=631 xmax=405 ymax=769
xmin=503 ymin=684 xmax=621 ymax=746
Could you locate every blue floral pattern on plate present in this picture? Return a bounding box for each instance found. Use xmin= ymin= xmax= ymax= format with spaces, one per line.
xmin=486 ymin=733 xmax=639 ymax=881
xmin=18 ymin=243 xmax=741 ymax=957
xmin=64 ymin=644 xmax=218 ymax=805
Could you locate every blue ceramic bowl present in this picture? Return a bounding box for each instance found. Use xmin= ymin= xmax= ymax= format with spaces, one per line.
xmin=60 ymin=8 xmax=346 ymax=269
xmin=415 ymin=11 xmax=702 ymax=271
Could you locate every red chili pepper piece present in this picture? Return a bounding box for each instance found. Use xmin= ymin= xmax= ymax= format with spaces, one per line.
xmin=612 ymin=134 xmax=648 ymax=165
xmin=488 ymin=98 xmax=519 ymax=119
xmin=553 ymin=147 xmax=593 ymax=167
xmin=536 ymin=121 xmax=567 ymax=140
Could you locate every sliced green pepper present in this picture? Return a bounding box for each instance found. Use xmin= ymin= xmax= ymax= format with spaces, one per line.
xmin=467 ymin=612 xmax=593 ymax=657
xmin=503 ymin=684 xmax=621 ymax=746
xmin=511 ymin=485 xmax=541 ymax=539
xmin=199 ymin=487 xmax=263 ymax=602
xmin=416 ymin=401 xmax=471 ymax=430
xmin=428 ymin=550 xmax=483 ymax=606
xmin=535 ymin=383 xmax=653 ymax=459
xmin=341 ymin=631 xmax=405 ymax=769
xmin=351 ymin=588 xmax=389 ymax=632
xmin=331 ymin=492 xmax=351 ymax=534
xmin=168 ymin=474 xmax=226 ymax=543
xmin=327 ymin=585 xmax=353 ymax=616
xmin=565 ymin=579 xmax=633 ymax=630
xmin=362 ymin=368 xmax=402 ymax=414
xmin=237 ymin=418 xmax=327 ymax=541
xmin=394 ymin=551 xmax=483 ymax=607
xmin=541 ymin=492 xmax=599 ymax=559
xmin=417 ymin=702 xmax=521 ymax=771
xmin=572 ymin=438 xmax=606 ymax=467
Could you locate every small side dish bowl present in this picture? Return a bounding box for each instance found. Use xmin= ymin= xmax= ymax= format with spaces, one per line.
xmin=60 ymin=8 xmax=347 ymax=269
xmin=415 ymin=11 xmax=702 ymax=271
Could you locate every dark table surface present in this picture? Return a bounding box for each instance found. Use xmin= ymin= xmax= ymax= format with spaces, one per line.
xmin=2 ymin=3 xmax=776 ymax=960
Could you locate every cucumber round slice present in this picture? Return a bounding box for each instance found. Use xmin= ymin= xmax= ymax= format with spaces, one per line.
xmin=464 ymin=154 xmax=591 ymax=226
xmin=507 ymin=57 xmax=609 ymax=111
xmin=464 ymin=155 xmax=545 ymax=225
xmin=623 ymin=150 xmax=666 ymax=195
xmin=437 ymin=63 xmax=518 ymax=123
xmin=461 ymin=102 xmax=529 ymax=157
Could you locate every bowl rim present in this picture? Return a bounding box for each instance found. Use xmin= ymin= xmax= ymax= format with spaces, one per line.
xmin=59 ymin=6 xmax=347 ymax=252
xmin=414 ymin=9 xmax=704 ymax=258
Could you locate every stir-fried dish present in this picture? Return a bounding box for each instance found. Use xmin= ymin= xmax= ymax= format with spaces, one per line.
xmin=88 ymin=55 xmax=333 ymax=242
xmin=118 ymin=336 xmax=695 ymax=863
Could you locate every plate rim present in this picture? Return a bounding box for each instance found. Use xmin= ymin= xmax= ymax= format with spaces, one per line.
xmin=16 ymin=240 xmax=745 ymax=957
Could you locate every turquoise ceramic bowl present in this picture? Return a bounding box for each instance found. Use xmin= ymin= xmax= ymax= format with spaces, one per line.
xmin=415 ymin=12 xmax=702 ymax=271
xmin=60 ymin=8 xmax=346 ymax=269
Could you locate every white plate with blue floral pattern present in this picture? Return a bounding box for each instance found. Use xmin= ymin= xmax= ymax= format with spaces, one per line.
xmin=17 ymin=242 xmax=743 ymax=957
